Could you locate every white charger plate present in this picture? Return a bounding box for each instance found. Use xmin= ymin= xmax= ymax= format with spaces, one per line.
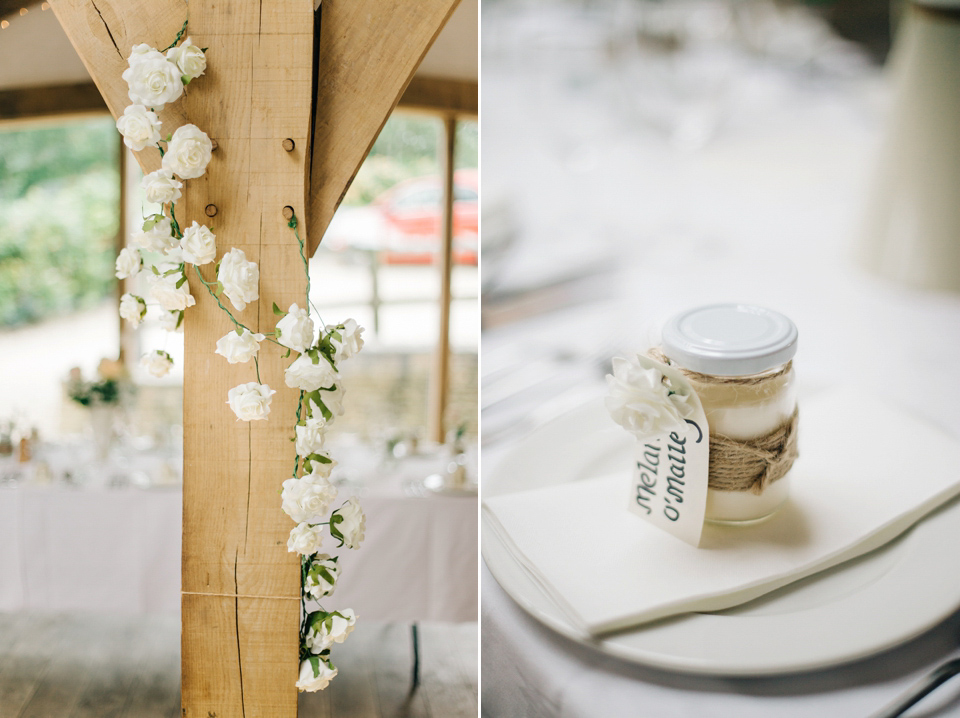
xmin=482 ymin=398 xmax=960 ymax=676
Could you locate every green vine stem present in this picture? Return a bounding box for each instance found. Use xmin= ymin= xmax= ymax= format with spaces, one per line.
xmin=192 ymin=265 xmax=282 ymax=347
xmin=162 ymin=15 xmax=189 ymax=53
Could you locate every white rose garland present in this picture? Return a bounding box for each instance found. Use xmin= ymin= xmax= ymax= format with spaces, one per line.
xmin=113 ymin=30 xmax=366 ymax=693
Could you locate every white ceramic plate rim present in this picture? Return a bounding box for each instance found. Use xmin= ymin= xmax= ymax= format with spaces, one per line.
xmin=482 ymin=398 xmax=960 ymax=676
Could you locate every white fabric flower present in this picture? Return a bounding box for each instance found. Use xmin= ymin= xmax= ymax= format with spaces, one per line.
xmin=303 ymin=555 xmax=338 ymax=600
xmin=133 ymin=217 xmax=177 ymax=253
xmin=214 ymin=328 xmax=264 ymax=364
xmin=295 ymin=416 xmax=328 ymax=458
xmin=166 ymin=37 xmax=206 ymax=81
xmin=281 ymin=468 xmax=337 ymax=524
xmin=141 ymin=349 xmax=173 ymax=378
xmin=276 ymin=303 xmax=315 ymax=353
xmin=287 ymin=522 xmax=324 ymax=555
xmin=217 ymin=248 xmax=259 ymax=311
xmin=307 ymin=455 xmax=336 ymax=478
xmin=226 ymin=382 xmax=275 ymax=422
xmin=119 ymin=293 xmax=147 ymax=327
xmin=285 ymin=354 xmax=337 ymax=392
xmin=304 ymin=609 xmax=356 ymax=654
xmin=141 ymin=169 xmax=182 ymax=205
xmin=115 ymin=247 xmax=141 ymax=280
xmin=331 ymin=497 xmax=365 ymax=550
xmin=116 ymin=105 xmax=161 ymax=151
xmin=149 ymin=271 xmax=196 ymax=312
xmin=122 ymin=51 xmax=183 ymax=109
xmin=308 ymin=384 xmax=345 ymax=421
xmin=296 ymin=658 xmax=337 ymax=693
xmin=161 ymin=124 xmax=213 ymax=180
xmin=127 ymin=44 xmax=156 ymax=63
xmin=605 ymin=355 xmax=693 ymax=439
xmin=180 ymin=222 xmax=217 ymax=265
xmin=327 ymin=318 xmax=364 ymax=361
xmin=159 ymin=309 xmax=183 ymax=333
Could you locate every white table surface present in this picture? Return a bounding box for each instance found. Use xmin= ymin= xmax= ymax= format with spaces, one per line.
xmin=481 ymin=2 xmax=960 ymax=715
xmin=0 ymin=448 xmax=478 ymax=622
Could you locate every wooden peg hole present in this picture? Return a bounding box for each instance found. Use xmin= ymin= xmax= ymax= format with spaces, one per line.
xmin=210 ymin=139 xmax=218 ymax=151
xmin=282 ymin=206 xmax=295 ymax=221
xmin=282 ymin=138 xmax=295 ymax=152
xmin=205 ymin=204 xmax=218 ymax=217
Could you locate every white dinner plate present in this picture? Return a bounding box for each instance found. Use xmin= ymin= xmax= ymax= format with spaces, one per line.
xmin=482 ymin=398 xmax=960 ymax=676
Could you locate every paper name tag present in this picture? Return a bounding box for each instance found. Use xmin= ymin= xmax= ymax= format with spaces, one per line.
xmin=628 ymin=357 xmax=710 ymax=547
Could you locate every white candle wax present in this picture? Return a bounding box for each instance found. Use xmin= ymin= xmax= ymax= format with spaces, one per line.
xmin=697 ymin=369 xmax=797 ymax=523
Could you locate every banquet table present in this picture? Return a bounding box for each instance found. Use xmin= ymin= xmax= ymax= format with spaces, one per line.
xmin=0 ymin=447 xmax=478 ymax=622
xmin=481 ymin=3 xmax=960 ymax=716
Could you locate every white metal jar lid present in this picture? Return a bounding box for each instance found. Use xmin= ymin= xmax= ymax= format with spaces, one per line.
xmin=661 ymin=304 xmax=798 ymax=377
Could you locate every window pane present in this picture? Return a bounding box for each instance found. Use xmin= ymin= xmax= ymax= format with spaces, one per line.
xmin=0 ymin=117 xmax=120 ymax=439
xmin=310 ymin=112 xmax=479 ymax=441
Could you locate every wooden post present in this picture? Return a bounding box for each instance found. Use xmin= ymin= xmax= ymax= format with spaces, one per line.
xmin=51 ymin=0 xmax=462 ymax=714
xmin=115 ymin=131 xmax=126 ymax=363
xmin=428 ymin=114 xmax=457 ymax=443
xmin=175 ymin=4 xmax=314 ymax=715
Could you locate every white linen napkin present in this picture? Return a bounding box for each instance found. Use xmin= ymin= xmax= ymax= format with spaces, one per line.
xmin=483 ymin=390 xmax=960 ymax=636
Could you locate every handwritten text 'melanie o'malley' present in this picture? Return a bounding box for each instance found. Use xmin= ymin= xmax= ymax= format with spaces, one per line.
xmin=635 ymin=432 xmax=689 ymax=522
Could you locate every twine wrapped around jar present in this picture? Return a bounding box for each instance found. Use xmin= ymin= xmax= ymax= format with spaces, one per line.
xmin=648 ymin=348 xmax=799 ymax=495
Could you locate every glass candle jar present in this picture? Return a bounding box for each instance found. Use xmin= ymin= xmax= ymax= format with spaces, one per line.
xmin=660 ymin=304 xmax=799 ymax=524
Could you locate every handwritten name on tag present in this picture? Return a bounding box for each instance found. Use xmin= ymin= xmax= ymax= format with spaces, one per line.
xmin=627 ymin=357 xmax=710 ymax=547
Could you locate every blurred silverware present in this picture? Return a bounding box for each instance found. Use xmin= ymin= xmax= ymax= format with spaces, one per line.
xmin=870 ymin=657 xmax=960 ymax=718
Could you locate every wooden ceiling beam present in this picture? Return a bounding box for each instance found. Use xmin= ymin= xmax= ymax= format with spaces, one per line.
xmin=0 ymin=81 xmax=106 ymax=123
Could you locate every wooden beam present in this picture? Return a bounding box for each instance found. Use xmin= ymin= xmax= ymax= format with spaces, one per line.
xmin=307 ymin=0 xmax=462 ymax=256
xmin=428 ymin=115 xmax=457 ymax=443
xmin=0 ymin=82 xmax=106 ymax=122
xmin=398 ymin=76 xmax=477 ymax=116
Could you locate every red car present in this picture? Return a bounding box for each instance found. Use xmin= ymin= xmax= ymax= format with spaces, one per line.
xmin=374 ymin=169 xmax=478 ymax=265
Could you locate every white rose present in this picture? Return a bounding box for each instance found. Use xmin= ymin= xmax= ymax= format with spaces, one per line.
xmin=303 ymin=554 xmax=338 ymax=600
xmin=604 ymin=355 xmax=693 ymax=439
xmin=308 ymin=384 xmax=345 ymax=422
xmin=122 ymin=53 xmax=183 ymax=110
xmin=214 ymin=328 xmax=264 ymax=364
xmin=115 ymin=247 xmax=142 ymax=279
xmin=159 ymin=309 xmax=183 ymax=333
xmin=304 ymin=609 xmax=356 ymax=654
xmin=217 ymin=248 xmax=259 ymax=311
xmin=133 ymin=217 xmax=177 ymax=253
xmin=306 ymin=455 xmax=336 ymax=478
xmin=116 ymin=105 xmax=161 ymax=152
xmin=127 ymin=44 xmax=156 ymax=63
xmin=281 ymin=469 xmax=337 ymax=523
xmin=141 ymin=169 xmax=182 ymax=205
xmin=327 ymin=318 xmax=364 ymax=361
xmin=161 ymin=124 xmax=213 ymax=180
xmin=119 ymin=293 xmax=147 ymax=327
xmin=149 ymin=271 xmax=196 ymax=312
xmin=180 ymin=222 xmax=217 ymax=265
xmin=166 ymin=37 xmax=206 ymax=81
xmin=141 ymin=349 xmax=174 ymax=378
xmin=285 ymin=353 xmax=337 ymax=392
xmin=226 ymin=382 xmax=275 ymax=422
xmin=296 ymin=658 xmax=337 ymax=693
xmin=295 ymin=416 xmax=328 ymax=458
xmin=287 ymin=522 xmax=324 ymax=555
xmin=276 ymin=303 xmax=315 ymax=353
xmin=330 ymin=497 xmax=365 ymax=550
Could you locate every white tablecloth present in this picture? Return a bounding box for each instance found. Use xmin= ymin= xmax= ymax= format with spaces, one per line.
xmin=481 ymin=3 xmax=960 ymax=715
xmin=0 ymin=470 xmax=477 ymax=622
